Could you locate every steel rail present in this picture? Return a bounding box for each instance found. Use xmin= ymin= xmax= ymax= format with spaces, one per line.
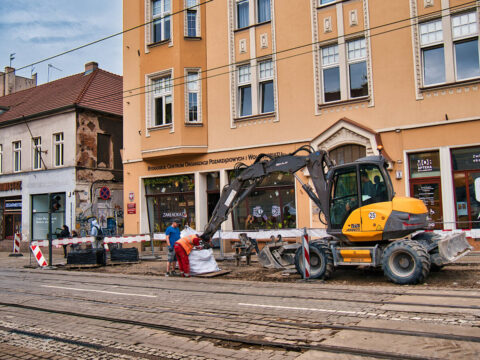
xmin=0 ymin=301 xmax=444 ymax=360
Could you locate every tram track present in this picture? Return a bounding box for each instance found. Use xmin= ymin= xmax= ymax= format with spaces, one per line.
xmin=0 ymin=301 xmax=452 ymax=360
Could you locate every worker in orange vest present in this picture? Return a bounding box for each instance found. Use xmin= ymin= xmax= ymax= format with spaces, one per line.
xmin=173 ymin=234 xmax=201 ymax=277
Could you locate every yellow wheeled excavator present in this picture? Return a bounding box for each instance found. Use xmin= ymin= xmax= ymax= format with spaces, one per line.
xmin=200 ymin=145 xmax=471 ymax=284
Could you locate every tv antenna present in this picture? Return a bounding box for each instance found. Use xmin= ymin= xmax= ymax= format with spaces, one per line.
xmin=47 ymin=64 xmax=62 ymax=82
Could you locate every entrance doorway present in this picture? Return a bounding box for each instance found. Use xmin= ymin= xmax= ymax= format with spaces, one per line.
xmin=4 ymin=213 xmax=21 ymax=240
xmin=410 ymin=179 xmax=443 ymax=230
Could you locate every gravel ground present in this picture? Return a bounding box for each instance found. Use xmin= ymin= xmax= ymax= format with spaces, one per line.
xmin=76 ymin=254 xmax=480 ymax=288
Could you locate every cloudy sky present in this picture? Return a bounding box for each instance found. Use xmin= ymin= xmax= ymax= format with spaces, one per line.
xmin=0 ymin=0 xmax=123 ymax=85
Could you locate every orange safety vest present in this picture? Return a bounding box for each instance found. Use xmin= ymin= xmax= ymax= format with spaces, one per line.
xmin=176 ymin=234 xmax=198 ymax=255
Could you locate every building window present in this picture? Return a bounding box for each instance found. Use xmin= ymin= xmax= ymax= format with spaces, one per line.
xmin=186 ymin=0 xmax=198 ymax=37
xmin=97 ymin=133 xmax=111 ymax=168
xmin=347 ymin=38 xmax=368 ymax=98
xmin=329 ymin=144 xmax=366 ymax=165
xmin=451 ymin=146 xmax=480 ymax=229
xmin=257 ymin=0 xmax=270 ymax=23
xmin=230 ymin=172 xmax=296 ymax=230
xmin=238 ymin=64 xmax=252 ymax=116
xmin=237 ymin=0 xmax=249 ymax=29
xmin=320 ymin=0 xmax=336 ymax=5
xmin=420 ymin=19 xmax=445 ymax=86
xmin=0 ymin=144 xmax=3 ymax=174
xmin=321 ymin=44 xmax=340 ymax=102
xmin=152 ymin=75 xmax=173 ymax=126
xmin=259 ymin=60 xmax=274 ymax=113
xmin=452 ymin=12 xmax=480 ymax=81
xmin=32 ymin=137 xmax=42 ymax=170
xmin=145 ymin=175 xmax=195 ymax=232
xmin=54 ymin=133 xmax=64 ymax=167
xmin=13 ymin=141 xmax=21 ymax=172
xmin=152 ymin=0 xmax=171 ymax=43
xmin=186 ymin=71 xmax=200 ymax=122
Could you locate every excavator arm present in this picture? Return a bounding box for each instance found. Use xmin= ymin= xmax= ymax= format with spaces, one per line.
xmin=200 ymin=146 xmax=333 ymax=242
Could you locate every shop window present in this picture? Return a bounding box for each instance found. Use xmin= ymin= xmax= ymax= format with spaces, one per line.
xmin=97 ymin=133 xmax=111 ymax=168
xmin=31 ymin=193 xmax=65 ymax=240
xmin=329 ymin=144 xmax=366 ymax=165
xmin=229 ymin=171 xmax=296 ymax=230
xmin=408 ymin=151 xmax=441 ymax=178
xmin=452 ymin=146 xmax=480 ymax=229
xmin=145 ymin=175 xmax=195 ymax=232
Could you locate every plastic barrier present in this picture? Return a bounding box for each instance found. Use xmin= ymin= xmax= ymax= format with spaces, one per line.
xmin=30 ymin=244 xmax=47 ymax=267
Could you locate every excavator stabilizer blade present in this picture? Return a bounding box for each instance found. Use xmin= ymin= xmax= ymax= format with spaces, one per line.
xmin=437 ymin=232 xmax=472 ymax=264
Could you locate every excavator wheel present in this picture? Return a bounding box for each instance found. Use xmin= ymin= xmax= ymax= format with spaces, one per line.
xmin=294 ymin=241 xmax=334 ymax=280
xmin=382 ymin=240 xmax=430 ymax=285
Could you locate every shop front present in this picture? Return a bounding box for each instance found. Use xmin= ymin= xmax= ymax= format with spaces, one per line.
xmin=1 ymin=197 xmax=22 ymax=240
xmin=452 ymin=146 xmax=480 ymax=229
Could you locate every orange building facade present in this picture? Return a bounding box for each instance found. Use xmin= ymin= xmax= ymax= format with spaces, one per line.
xmin=123 ymin=0 xmax=480 ymax=237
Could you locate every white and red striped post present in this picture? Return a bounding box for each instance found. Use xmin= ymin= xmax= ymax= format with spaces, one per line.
xmin=301 ymin=228 xmax=310 ymax=279
xmin=9 ymin=233 xmax=23 ymax=257
xmin=30 ymin=244 xmax=48 ymax=267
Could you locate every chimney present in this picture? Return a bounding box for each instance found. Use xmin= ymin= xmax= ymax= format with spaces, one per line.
xmin=84 ymin=62 xmax=98 ymax=75
xmin=5 ymin=67 xmax=15 ymax=95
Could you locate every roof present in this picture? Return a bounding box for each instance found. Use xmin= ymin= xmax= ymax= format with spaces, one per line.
xmin=0 ymin=68 xmax=122 ymax=124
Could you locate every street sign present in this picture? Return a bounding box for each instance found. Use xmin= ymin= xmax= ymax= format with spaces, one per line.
xmin=127 ymin=203 xmax=136 ymax=214
xmin=99 ymin=186 xmax=111 ymax=200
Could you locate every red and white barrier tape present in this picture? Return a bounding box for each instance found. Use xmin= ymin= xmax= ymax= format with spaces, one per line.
xmin=30 ymin=244 xmax=47 ymax=267
xmin=31 ymin=234 xmax=152 ymax=248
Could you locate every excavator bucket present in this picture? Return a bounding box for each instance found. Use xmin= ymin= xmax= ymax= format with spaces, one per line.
xmin=436 ymin=232 xmax=472 ymax=264
xmin=257 ymin=237 xmax=300 ymax=269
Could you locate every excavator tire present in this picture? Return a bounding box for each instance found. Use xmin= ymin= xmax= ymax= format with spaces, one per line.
xmin=294 ymin=241 xmax=334 ymax=280
xmin=382 ymin=240 xmax=430 ymax=285
xmin=411 ymin=232 xmax=444 ymax=271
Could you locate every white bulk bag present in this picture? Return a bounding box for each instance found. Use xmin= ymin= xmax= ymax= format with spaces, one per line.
xmin=189 ymin=248 xmax=220 ymax=275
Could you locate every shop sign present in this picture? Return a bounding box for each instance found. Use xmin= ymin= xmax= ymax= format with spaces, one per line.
xmin=0 ymin=181 xmax=22 ymax=192
xmin=5 ymin=200 xmax=22 ymax=210
xmin=416 ymin=159 xmax=433 ymax=172
xmin=127 ymin=203 xmax=136 ymax=214
xmin=162 ymin=211 xmax=187 ymax=218
xmin=129 ymin=192 xmax=135 ymax=202
xmin=147 ymin=151 xmax=286 ymax=171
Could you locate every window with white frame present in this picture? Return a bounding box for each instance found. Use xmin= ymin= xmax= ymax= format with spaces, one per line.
xmin=54 ymin=133 xmax=64 ymax=167
xmin=347 ymin=38 xmax=368 ymax=98
xmin=0 ymin=144 xmax=3 ymax=174
xmin=186 ymin=71 xmax=201 ymax=122
xmin=152 ymin=0 xmax=171 ymax=43
xmin=237 ymin=0 xmax=249 ymax=29
xmin=418 ymin=11 xmax=480 ymax=87
xmin=237 ymin=64 xmax=252 ymax=116
xmin=259 ymin=60 xmax=274 ymax=113
xmin=452 ymin=12 xmax=480 ymax=81
xmin=420 ymin=19 xmax=445 ymax=86
xmin=13 ymin=141 xmax=21 ymax=172
xmin=32 ymin=137 xmax=42 ymax=170
xmin=257 ymin=0 xmax=270 ymax=23
xmin=321 ymin=44 xmax=340 ymax=102
xmin=152 ymin=75 xmax=173 ymax=126
xmin=186 ymin=0 xmax=199 ymax=37
xmin=320 ymin=0 xmax=336 ymax=5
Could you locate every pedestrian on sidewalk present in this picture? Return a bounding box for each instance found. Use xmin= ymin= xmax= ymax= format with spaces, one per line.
xmin=165 ymin=220 xmax=180 ymax=276
xmin=174 ymin=234 xmax=201 ymax=277
xmin=59 ymin=225 xmax=70 ymax=258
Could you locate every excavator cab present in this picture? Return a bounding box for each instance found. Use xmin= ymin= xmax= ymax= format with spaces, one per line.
xmin=327 ymin=156 xmax=394 ymax=242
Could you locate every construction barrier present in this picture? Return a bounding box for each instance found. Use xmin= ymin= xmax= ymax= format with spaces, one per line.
xmin=301 ymin=229 xmax=310 ymax=279
xmin=30 ymin=244 xmax=48 ymax=267
xmin=9 ymin=233 xmax=23 ymax=257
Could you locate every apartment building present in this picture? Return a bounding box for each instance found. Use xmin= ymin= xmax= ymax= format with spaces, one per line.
xmin=122 ymin=0 xmax=480 ymax=239
xmin=0 ymin=62 xmax=123 ymax=241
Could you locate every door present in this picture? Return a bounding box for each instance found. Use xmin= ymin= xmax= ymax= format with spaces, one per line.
xmin=410 ymin=178 xmax=443 ymax=229
xmin=4 ymin=213 xmax=21 ymax=240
